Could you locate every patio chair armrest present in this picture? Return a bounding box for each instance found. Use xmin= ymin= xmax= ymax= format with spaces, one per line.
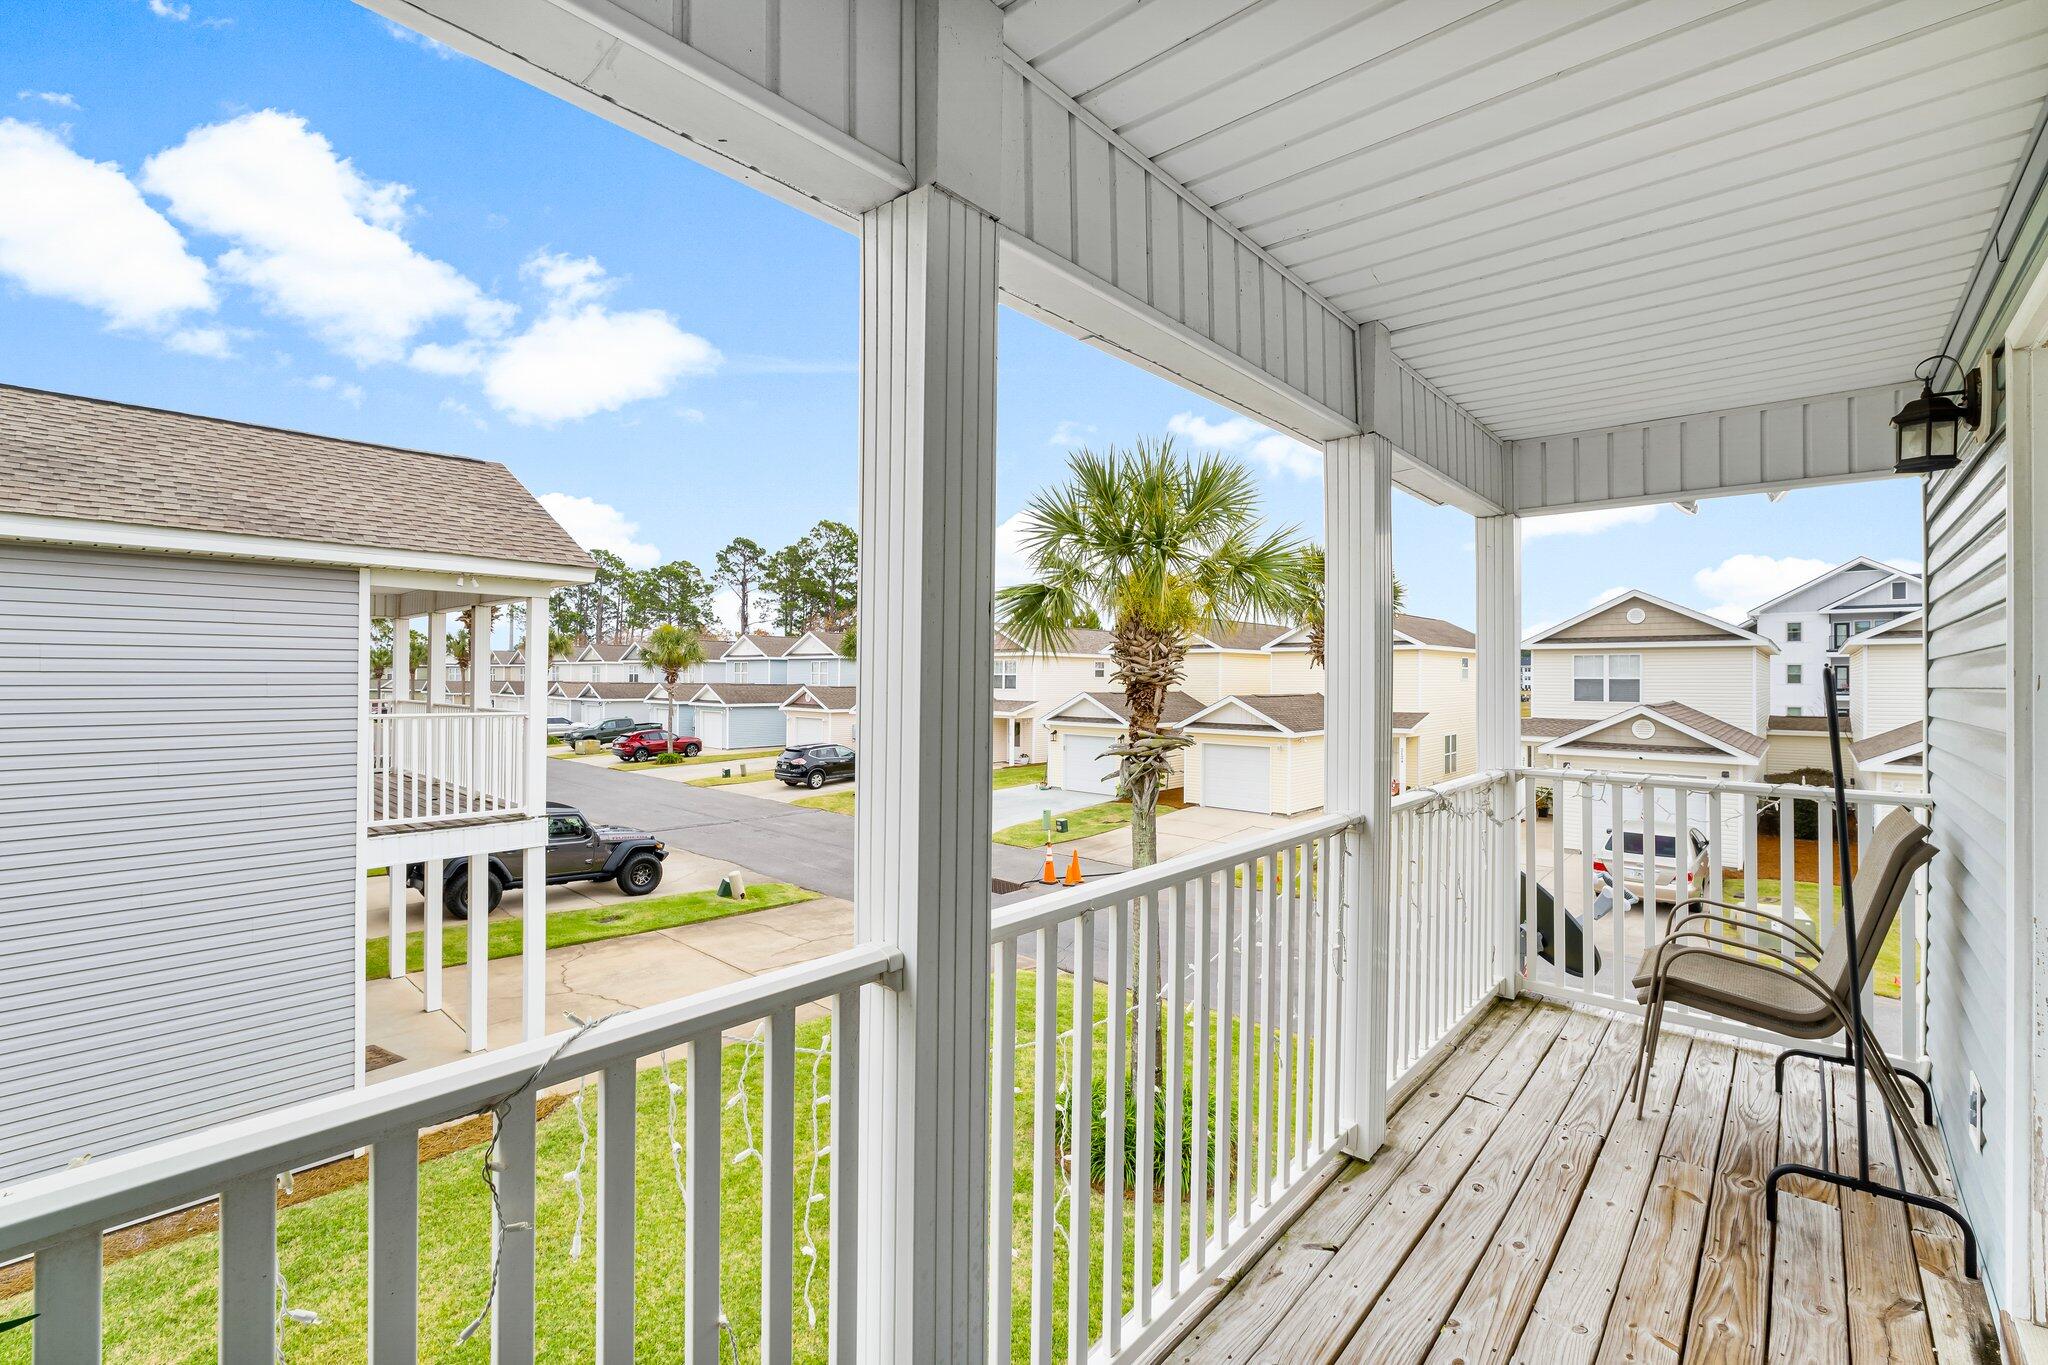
xmin=1670 ymin=898 xmax=1825 ymax=956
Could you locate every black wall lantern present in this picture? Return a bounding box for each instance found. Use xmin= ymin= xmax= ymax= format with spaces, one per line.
xmin=1892 ymin=354 xmax=1981 ymax=475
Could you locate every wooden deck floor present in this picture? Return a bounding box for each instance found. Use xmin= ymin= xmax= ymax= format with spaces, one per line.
xmin=1162 ymin=999 xmax=1997 ymax=1365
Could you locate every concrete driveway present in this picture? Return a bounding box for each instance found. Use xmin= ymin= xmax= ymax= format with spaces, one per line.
xmin=1069 ymin=803 xmax=1300 ymax=869
xmin=991 ymin=783 xmax=1101 ymax=830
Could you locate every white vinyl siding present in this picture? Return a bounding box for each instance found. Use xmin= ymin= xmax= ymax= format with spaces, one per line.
xmin=1923 ymin=436 xmax=2010 ymax=1293
xmin=1852 ymin=642 xmax=1926 ymax=738
xmin=0 ymin=545 xmax=359 ymax=1184
xmin=1530 ymin=647 xmax=1763 ymax=732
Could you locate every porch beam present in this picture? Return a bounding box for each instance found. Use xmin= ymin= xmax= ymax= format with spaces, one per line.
xmin=1324 ymin=431 xmax=1394 ymax=1157
xmin=1358 ymin=320 xmax=1509 ymax=516
xmin=1474 ymin=515 xmax=1522 ymax=998
xmin=1508 ymin=381 xmax=1921 ymax=515
xmin=852 ymin=184 xmax=999 ymax=1361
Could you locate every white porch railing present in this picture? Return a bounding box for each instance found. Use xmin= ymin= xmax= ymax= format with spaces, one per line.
xmin=0 ymin=945 xmax=896 ymax=1362
xmin=985 ymin=810 xmax=1357 ymax=1364
xmin=369 ymin=709 xmax=527 ymax=831
xmin=1385 ymin=772 xmax=1517 ymax=1094
xmin=1509 ymin=766 xmax=1931 ymax=1070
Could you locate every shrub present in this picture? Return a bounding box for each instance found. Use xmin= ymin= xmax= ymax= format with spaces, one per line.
xmin=1053 ymin=1052 xmax=1245 ymax=1196
xmin=1533 ymin=785 xmax=1554 ymax=818
xmin=1757 ymin=768 xmax=1854 ymax=839
xmin=652 ymin=751 xmax=688 ymax=766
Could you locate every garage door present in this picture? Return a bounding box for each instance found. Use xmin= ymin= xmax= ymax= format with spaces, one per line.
xmin=697 ymin=707 xmax=729 ymax=750
xmin=1062 ymin=732 xmax=1119 ymax=796
xmin=1201 ymin=744 xmax=1272 ymax=814
xmin=788 ymin=713 xmax=829 ymax=745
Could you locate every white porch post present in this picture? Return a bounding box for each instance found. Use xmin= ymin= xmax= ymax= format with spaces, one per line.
xmin=1325 ymin=432 xmax=1395 ymax=1157
xmin=1475 ymin=514 xmax=1522 ymax=998
xmin=467 ymin=603 xmax=490 ymax=1054
xmin=853 ymin=184 xmax=1000 ymax=1362
xmin=427 ymin=611 xmax=448 ymax=709
xmin=394 ymin=615 xmax=415 ymax=704
xmin=522 ymin=593 xmax=551 ymax=1042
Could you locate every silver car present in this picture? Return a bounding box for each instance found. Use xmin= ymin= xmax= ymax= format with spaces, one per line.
xmin=1592 ymin=827 xmax=1710 ymax=904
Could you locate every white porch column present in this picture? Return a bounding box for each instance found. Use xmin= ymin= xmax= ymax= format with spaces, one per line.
xmin=1475 ymin=514 xmax=1523 ymax=998
xmin=427 ymin=610 xmax=448 ymax=709
xmin=394 ymin=615 xmax=415 ymax=704
xmin=522 ymin=593 xmax=551 ymax=1042
xmin=853 ymin=184 xmax=1000 ymax=1363
xmin=1325 ymin=432 xmax=1395 ymax=1157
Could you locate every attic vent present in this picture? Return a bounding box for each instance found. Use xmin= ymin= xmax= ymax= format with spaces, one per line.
xmin=1631 ymin=719 xmax=1656 ymax=740
xmin=1626 ymin=607 xmax=1647 ymax=624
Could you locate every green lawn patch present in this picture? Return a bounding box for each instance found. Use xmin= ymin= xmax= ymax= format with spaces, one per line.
xmin=792 ymin=789 xmax=856 ymax=816
xmin=688 ymin=767 xmax=777 ymax=787
xmin=0 ymin=967 xmax=1268 ymax=1364
xmin=992 ymin=763 xmax=1047 ymax=790
xmin=993 ymin=801 xmax=1131 ymax=848
xmin=364 ymin=883 xmax=815 ymax=978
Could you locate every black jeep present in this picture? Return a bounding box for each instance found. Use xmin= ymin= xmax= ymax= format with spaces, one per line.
xmin=408 ymin=801 xmax=667 ymax=916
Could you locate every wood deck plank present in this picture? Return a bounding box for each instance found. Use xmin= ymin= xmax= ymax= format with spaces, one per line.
xmin=1165 ymin=1002 xmax=1537 ymax=1364
xmin=1594 ymin=1041 xmax=1738 ymax=1365
xmin=1336 ymin=1012 xmax=1609 ymax=1363
xmin=1682 ymin=1050 xmax=1782 ymax=1365
xmin=1888 ymin=1092 xmax=1999 ymax=1365
xmin=1505 ymin=1032 xmax=1695 ymax=1365
xmin=1421 ymin=1021 xmax=1644 ymax=1365
xmin=1831 ymin=1074 xmax=1936 ymax=1364
xmin=1767 ymin=1061 xmax=1848 ymax=1365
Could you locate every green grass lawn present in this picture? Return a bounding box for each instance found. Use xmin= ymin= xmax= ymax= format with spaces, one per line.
xmin=688 ymin=766 xmax=777 ymax=787
xmin=1717 ymin=873 xmax=1907 ymax=1000
xmin=993 ymin=801 xmax=1132 ymax=848
xmin=0 ymin=969 xmax=1285 ymax=1364
xmin=792 ymin=789 xmax=855 ymax=815
xmin=614 ymin=746 xmax=779 ymax=773
xmin=992 ymin=763 xmax=1048 ymax=790
xmin=363 ymin=883 xmax=815 ymax=978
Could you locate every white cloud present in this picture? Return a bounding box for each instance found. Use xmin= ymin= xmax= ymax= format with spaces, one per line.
xmin=993 ymin=509 xmax=1036 ymax=588
xmin=0 ymin=120 xmax=217 ymax=338
xmin=676 ymin=406 xmax=706 ymax=423
xmin=1164 ymin=410 xmax=1322 ymax=480
xmin=484 ymin=304 xmax=719 ymax=425
xmin=539 ymin=493 xmax=661 ymax=570
xmin=148 ymin=0 xmax=191 ymax=19
xmin=382 ymin=19 xmax=457 ymax=58
xmin=16 ymin=91 xmax=78 ymax=110
xmin=305 ymin=373 xmax=364 ymax=406
xmin=1692 ymin=553 xmax=1832 ymax=622
xmin=1049 ymin=419 xmax=1097 ymax=447
xmin=165 ymin=325 xmax=232 ymax=357
xmin=439 ymin=397 xmax=487 ymax=430
xmin=407 ymin=339 xmax=484 ymax=376
xmin=523 ymin=250 xmax=611 ymax=308
xmin=1520 ymin=505 xmax=1661 ymax=541
xmin=141 ymin=110 xmax=513 ymax=365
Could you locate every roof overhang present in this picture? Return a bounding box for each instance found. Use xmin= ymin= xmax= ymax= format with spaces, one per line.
xmin=1539 ymin=704 xmax=1759 ymax=764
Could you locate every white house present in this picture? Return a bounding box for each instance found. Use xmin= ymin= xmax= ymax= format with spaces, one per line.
xmin=1040 ymin=690 xmax=1204 ymax=795
xmin=1843 ymin=612 xmax=1927 ymax=793
xmin=0 ymin=384 xmax=591 ymax=1185
xmin=782 ymin=684 xmax=859 ymax=746
xmin=1744 ymin=556 xmax=1922 ymax=717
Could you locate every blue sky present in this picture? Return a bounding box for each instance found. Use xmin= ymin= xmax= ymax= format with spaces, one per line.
xmin=0 ymin=0 xmax=1921 ymax=634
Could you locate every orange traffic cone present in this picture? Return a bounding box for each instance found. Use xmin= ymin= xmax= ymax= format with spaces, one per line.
xmin=1042 ymin=844 xmax=1057 ymax=884
xmin=1064 ymin=850 xmax=1084 ymax=886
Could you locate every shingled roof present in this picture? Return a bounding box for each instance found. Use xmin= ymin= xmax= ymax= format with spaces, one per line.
xmin=0 ymin=384 xmax=591 ymax=571
xmin=1395 ymin=613 xmax=1476 ymax=649
xmin=1851 ymin=721 xmax=1924 ymax=763
xmin=1185 ymin=693 xmax=1326 ymax=734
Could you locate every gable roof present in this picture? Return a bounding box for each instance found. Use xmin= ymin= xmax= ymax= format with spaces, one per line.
xmin=1746 ymin=556 xmax=1900 ymax=616
xmin=789 ymin=629 xmax=848 ymax=656
xmin=1193 ymin=620 xmax=1295 ymax=651
xmin=993 ymin=626 xmax=1116 ymax=657
xmin=578 ymin=641 xmax=642 ymax=663
xmin=784 ymin=685 xmax=857 ymax=712
xmin=1815 ymin=569 xmax=1921 ymax=614
xmin=689 ymin=682 xmax=805 ymax=706
xmin=1524 ymin=589 xmax=1772 ymax=650
xmin=1182 ymin=693 xmax=1326 ymax=735
xmin=1392 ymin=710 xmax=1428 ymax=733
xmin=1851 ymin=721 xmax=1924 ymax=764
xmin=1521 ymin=716 xmax=1583 ymax=740
xmin=1541 ymin=701 xmax=1767 ymax=761
xmin=1043 ymin=690 xmax=1205 ymax=727
xmin=1840 ymin=611 xmax=1924 ymax=650
xmin=575 ymin=680 xmax=665 ymax=701
xmin=1768 ymin=714 xmax=1832 ymax=732
xmin=993 ymin=696 xmax=1038 ymax=718
xmin=698 ymin=634 xmax=733 ymax=659
xmin=726 ymin=633 xmax=803 ymax=658
xmin=0 ymin=383 xmax=592 ymax=573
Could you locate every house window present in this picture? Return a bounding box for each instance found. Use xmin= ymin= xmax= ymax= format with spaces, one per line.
xmin=627 ymin=671 xmax=640 ymax=683
xmin=733 ymin=662 xmax=750 ymax=682
xmin=1892 ymin=581 xmax=1907 ymax=599
xmin=994 ymin=659 xmax=1018 ymax=690
xmin=1459 ymin=658 xmax=1470 ymax=681
xmin=1443 ymin=733 xmax=1459 ymax=773
xmin=1093 ymin=661 xmax=1106 ymax=679
xmin=813 ymin=661 xmax=830 ymax=683
xmin=1788 ymin=706 xmax=1803 ymax=716
xmin=1786 ymin=664 xmax=1802 ymax=684
xmin=1786 ymin=621 xmax=1802 ymax=642
xmin=1573 ymin=653 xmax=1640 ymax=702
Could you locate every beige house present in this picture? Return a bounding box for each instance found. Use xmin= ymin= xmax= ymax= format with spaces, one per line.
xmin=1040 ymin=691 xmax=1203 ymax=796
xmin=1843 ymin=612 xmax=1926 ymax=793
xmin=781 ymin=685 xmax=859 ymax=747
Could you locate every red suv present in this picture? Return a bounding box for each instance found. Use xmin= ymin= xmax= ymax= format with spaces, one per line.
xmin=614 ymin=728 xmax=702 ymax=762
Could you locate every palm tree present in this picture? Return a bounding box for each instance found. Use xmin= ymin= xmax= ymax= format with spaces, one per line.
xmin=998 ymin=439 xmax=1303 ymax=867
xmin=641 ymin=623 xmax=705 ymax=737
xmin=449 ymin=625 xmax=473 ymax=703
xmin=1291 ymin=544 xmax=1404 ymax=668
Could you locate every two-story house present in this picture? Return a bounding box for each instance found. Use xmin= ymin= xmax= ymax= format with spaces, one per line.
xmin=0 ymin=385 xmax=591 ymax=1183
xmin=1743 ymin=555 xmax=1922 ymax=717
xmin=1522 ymin=591 xmax=1775 ymax=852
xmin=1843 ymin=611 xmax=1926 ymax=794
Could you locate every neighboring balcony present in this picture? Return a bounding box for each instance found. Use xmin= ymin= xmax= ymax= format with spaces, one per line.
xmin=367 ymin=705 xmax=529 ymax=836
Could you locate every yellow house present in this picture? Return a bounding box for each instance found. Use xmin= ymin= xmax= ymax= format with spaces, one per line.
xmin=1040 ymin=691 xmax=1203 ymax=796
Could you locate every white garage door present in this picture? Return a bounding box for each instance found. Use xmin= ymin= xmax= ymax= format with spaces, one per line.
xmin=788 ymin=713 xmax=829 ymax=744
xmin=1201 ymin=744 xmax=1272 ymax=814
xmin=1062 ymin=732 xmax=1119 ymax=796
xmin=698 ymin=708 xmax=729 ymax=750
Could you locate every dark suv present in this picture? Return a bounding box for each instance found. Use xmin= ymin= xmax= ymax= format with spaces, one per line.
xmin=408 ymin=801 xmax=667 ymax=916
xmin=776 ymin=743 xmax=855 ymax=789
xmin=564 ymin=717 xmax=658 ymax=746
